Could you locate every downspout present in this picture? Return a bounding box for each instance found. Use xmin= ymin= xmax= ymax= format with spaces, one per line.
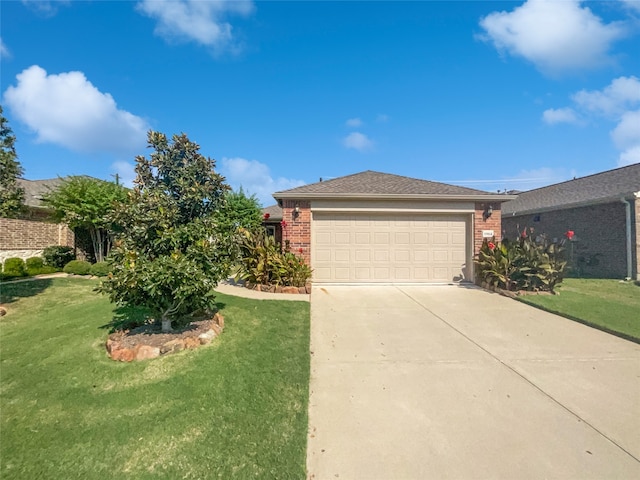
xmin=621 ymin=197 xmax=632 ymax=280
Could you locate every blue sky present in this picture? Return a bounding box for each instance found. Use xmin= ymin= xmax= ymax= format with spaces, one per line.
xmin=2 ymin=0 xmax=639 ymax=206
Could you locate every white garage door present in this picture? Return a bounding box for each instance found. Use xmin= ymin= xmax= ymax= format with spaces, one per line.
xmin=312 ymin=213 xmax=468 ymax=283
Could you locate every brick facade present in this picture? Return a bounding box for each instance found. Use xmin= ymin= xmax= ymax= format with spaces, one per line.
xmin=474 ymin=202 xmax=502 ymax=256
xmin=502 ymin=200 xmax=638 ymax=279
xmin=0 ymin=217 xmax=75 ymax=250
xmin=0 ymin=217 xmax=75 ymax=263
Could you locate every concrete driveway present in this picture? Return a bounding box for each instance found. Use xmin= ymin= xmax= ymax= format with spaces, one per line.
xmin=307 ymin=285 xmax=640 ymax=479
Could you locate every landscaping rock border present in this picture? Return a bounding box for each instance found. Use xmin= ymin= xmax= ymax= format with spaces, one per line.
xmin=244 ymin=282 xmax=312 ymax=295
xmin=479 ymin=281 xmax=555 ymax=298
xmin=106 ymin=312 xmax=224 ymax=362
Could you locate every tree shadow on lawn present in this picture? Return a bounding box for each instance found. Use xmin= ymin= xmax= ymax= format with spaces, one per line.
xmin=99 ymin=301 xmax=227 ymax=333
xmin=0 ymin=278 xmax=54 ymax=305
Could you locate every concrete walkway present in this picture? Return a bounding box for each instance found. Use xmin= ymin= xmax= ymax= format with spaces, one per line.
xmin=214 ymin=282 xmax=310 ymax=301
xmin=307 ymin=285 xmax=640 ymax=479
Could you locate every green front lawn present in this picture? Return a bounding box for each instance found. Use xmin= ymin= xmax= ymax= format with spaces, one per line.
xmin=0 ymin=278 xmax=310 ymax=479
xmin=518 ymin=278 xmax=640 ymax=342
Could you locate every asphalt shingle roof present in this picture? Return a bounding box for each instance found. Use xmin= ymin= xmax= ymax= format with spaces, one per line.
xmin=502 ymin=164 xmax=640 ymax=215
xmin=262 ymin=204 xmax=283 ymax=220
xmin=17 ymin=178 xmax=65 ymax=208
xmin=274 ymin=170 xmax=496 ymax=197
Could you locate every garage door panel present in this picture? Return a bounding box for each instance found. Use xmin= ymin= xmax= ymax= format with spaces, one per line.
xmin=335 ymin=232 xmax=350 ymax=244
xmin=312 ymin=213 xmax=467 ymax=283
xmin=334 ymin=249 xmax=350 ymax=262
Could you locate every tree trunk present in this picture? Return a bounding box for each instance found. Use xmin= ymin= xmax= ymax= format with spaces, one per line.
xmin=161 ymin=318 xmax=173 ymax=333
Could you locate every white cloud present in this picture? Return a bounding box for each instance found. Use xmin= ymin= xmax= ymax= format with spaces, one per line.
xmin=0 ymin=38 xmax=10 ymax=59
xmin=542 ymin=107 xmax=580 ymax=125
xmin=3 ymin=65 xmax=149 ymax=155
xmin=21 ymin=0 xmax=70 ymax=16
xmin=220 ymin=157 xmax=305 ymax=206
xmin=343 ymin=132 xmax=374 ymax=152
xmin=611 ymin=109 xmax=640 ymax=166
xmin=111 ymin=161 xmax=137 ymax=188
xmin=136 ymin=0 xmax=254 ymax=52
xmin=376 ymin=113 xmax=389 ymax=123
xmin=479 ymin=0 xmax=626 ymax=74
xmin=545 ymin=77 xmax=640 ymax=167
xmin=345 ymin=117 xmax=362 ymax=128
xmin=621 ymin=0 xmax=640 ymax=13
xmin=619 ymin=145 xmax=640 ymax=167
xmin=572 ymin=76 xmax=640 ymax=117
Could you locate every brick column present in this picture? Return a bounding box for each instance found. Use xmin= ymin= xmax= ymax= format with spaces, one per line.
xmin=473 ymin=202 xmax=502 ymax=255
xmin=281 ymin=199 xmax=311 ymax=264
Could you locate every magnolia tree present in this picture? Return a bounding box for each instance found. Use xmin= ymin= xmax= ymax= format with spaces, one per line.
xmin=43 ymin=176 xmax=127 ymax=262
xmin=98 ymin=131 xmax=237 ymax=332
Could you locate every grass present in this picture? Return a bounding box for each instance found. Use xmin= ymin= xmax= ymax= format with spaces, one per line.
xmin=518 ymin=278 xmax=640 ymax=342
xmin=0 ymin=278 xmax=310 ymax=479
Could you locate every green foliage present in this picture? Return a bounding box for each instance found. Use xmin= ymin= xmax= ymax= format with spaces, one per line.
xmin=98 ymin=131 xmax=237 ymax=332
xmin=42 ymin=176 xmax=127 ymax=262
xmin=89 ymin=261 xmax=111 ymax=277
xmin=25 ymin=257 xmax=44 ymax=270
xmin=0 ymin=278 xmax=310 ymax=479
xmin=236 ymin=228 xmax=312 ymax=287
xmin=475 ymin=232 xmax=567 ymax=292
xmin=63 ymin=260 xmax=92 ymax=275
xmin=3 ymin=258 xmax=27 ymax=277
xmin=0 ymin=106 xmax=26 ymax=218
xmin=42 ymin=245 xmax=75 ymax=268
xmin=215 ymin=187 xmax=263 ymax=235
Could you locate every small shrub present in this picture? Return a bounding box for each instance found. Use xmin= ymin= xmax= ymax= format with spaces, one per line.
xmin=26 ymin=257 xmax=44 ymax=270
xmin=43 ymin=246 xmax=75 ymax=268
xmin=3 ymin=258 xmax=27 ymax=277
xmin=89 ymin=261 xmax=111 ymax=277
xmin=63 ymin=260 xmax=92 ymax=275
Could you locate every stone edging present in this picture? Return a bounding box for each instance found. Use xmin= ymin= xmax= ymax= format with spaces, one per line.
xmin=244 ymin=283 xmax=312 ymax=295
xmin=479 ymin=281 xmax=554 ymax=298
xmin=106 ymin=313 xmax=224 ymax=362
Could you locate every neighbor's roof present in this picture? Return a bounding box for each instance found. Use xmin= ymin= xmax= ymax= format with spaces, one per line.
xmin=17 ymin=178 xmax=66 ymax=208
xmin=502 ymin=164 xmax=640 ymax=216
xmin=274 ymin=170 xmax=515 ymax=201
xmin=262 ymin=204 xmax=283 ymax=221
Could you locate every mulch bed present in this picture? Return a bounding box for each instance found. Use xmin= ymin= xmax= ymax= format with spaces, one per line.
xmin=106 ymin=313 xmax=224 ymax=362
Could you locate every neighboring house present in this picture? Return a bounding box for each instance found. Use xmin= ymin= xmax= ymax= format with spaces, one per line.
xmin=502 ymin=164 xmax=640 ymax=280
xmin=272 ymin=170 xmax=515 ymax=284
xmin=261 ymin=204 xmax=283 ymax=244
xmin=0 ymin=178 xmax=76 ymax=263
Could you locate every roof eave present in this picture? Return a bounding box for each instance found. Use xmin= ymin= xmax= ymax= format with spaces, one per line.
xmin=503 ymin=191 xmax=640 ymax=216
xmin=273 ymin=192 xmax=517 ymax=202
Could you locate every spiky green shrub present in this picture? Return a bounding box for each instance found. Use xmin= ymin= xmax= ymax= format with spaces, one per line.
xmin=475 ymin=233 xmax=567 ymax=293
xmin=236 ymin=228 xmax=312 ymax=287
xmin=63 ymin=260 xmax=92 ymax=275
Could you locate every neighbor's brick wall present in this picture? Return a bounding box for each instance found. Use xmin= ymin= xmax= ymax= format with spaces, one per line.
xmin=0 ymin=217 xmax=75 ymax=251
xmin=474 ymin=202 xmax=502 ymax=256
xmin=502 ymin=201 xmax=635 ymax=279
xmin=281 ymin=200 xmax=311 ymax=264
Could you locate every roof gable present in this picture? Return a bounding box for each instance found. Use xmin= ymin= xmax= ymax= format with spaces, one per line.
xmin=502 ymin=164 xmax=640 ymax=215
xmin=274 ymin=170 xmax=503 ymax=199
